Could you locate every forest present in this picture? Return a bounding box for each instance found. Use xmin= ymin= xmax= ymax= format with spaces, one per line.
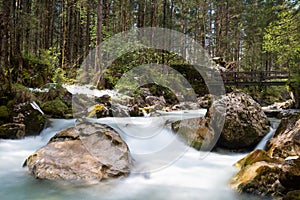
xmin=0 ymin=0 xmax=299 ymax=98
xmin=1 ymin=1 xmax=300 ymax=200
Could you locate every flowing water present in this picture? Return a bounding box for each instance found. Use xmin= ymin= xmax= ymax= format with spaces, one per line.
xmin=0 ymin=110 xmax=276 ymax=200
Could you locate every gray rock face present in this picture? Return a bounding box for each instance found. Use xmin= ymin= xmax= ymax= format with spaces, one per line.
xmin=217 ymin=92 xmax=270 ymax=149
xmin=172 ymin=92 xmax=270 ymax=150
xmin=23 ymin=122 xmax=132 ymax=182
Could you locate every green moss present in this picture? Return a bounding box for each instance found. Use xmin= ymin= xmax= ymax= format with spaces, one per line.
xmin=236 ymin=149 xmax=275 ymax=168
xmin=12 ymin=84 xmax=35 ymax=103
xmin=88 ymin=104 xmax=104 ymax=117
xmin=0 ymin=106 xmax=9 ymax=120
xmin=6 ymin=100 xmax=16 ymax=109
xmin=42 ymin=98 xmax=68 ymax=118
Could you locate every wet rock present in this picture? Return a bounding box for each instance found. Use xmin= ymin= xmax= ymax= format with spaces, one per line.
xmin=172 ymin=117 xmax=214 ymax=150
xmin=231 ymin=150 xmax=285 ymax=197
xmin=12 ymin=102 xmax=45 ymax=136
xmin=145 ymin=96 xmax=166 ymax=110
xmin=265 ymin=99 xmax=295 ymax=110
xmin=263 ymin=108 xmax=283 ymax=118
xmin=217 ymin=92 xmax=270 ymax=149
xmin=232 ymin=161 xmax=285 ymax=197
xmin=266 ymin=113 xmax=300 ymax=158
xmin=88 ymin=104 xmax=110 ymax=118
xmin=232 ymin=114 xmax=300 ymax=199
xmin=235 ymin=149 xmax=280 ymax=168
xmin=23 ymin=122 xmax=132 ymax=182
xmin=172 ymin=92 xmax=269 ymax=150
xmin=280 ymin=158 xmax=300 ymax=191
xmin=0 ymin=123 xmax=25 ymax=139
xmin=171 ymin=102 xmax=199 ymax=110
xmin=128 ymin=104 xmax=142 ymax=117
xmin=41 ymin=98 xmax=69 ymax=118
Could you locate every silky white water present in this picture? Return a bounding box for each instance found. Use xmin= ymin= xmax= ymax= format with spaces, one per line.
xmin=0 ymin=111 xmax=273 ymax=200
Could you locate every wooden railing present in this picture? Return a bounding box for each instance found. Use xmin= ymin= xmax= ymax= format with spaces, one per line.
xmin=208 ymin=71 xmax=290 ymax=86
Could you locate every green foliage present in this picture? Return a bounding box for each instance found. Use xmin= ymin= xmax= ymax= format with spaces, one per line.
xmin=41 ymin=98 xmax=68 ymax=118
xmin=12 ymin=84 xmax=35 ymax=103
xmin=263 ymin=2 xmax=300 ymax=104
xmin=0 ymin=106 xmax=9 ymax=120
xmin=40 ymin=47 xmax=60 ymax=70
xmin=87 ymin=104 xmax=106 ymax=118
xmin=52 ymin=68 xmax=66 ymax=86
xmin=263 ymin=2 xmax=300 ymax=83
xmin=21 ymin=47 xmax=60 ymax=88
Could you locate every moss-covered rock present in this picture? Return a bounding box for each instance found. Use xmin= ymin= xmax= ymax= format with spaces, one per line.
xmin=18 ymin=103 xmax=46 ymax=136
xmin=42 ymin=98 xmax=69 ymax=118
xmin=0 ymin=123 xmax=25 ymax=139
xmin=0 ymin=105 xmax=9 ymax=121
xmin=87 ymin=104 xmax=110 ymax=118
xmin=235 ymin=149 xmax=280 ymax=169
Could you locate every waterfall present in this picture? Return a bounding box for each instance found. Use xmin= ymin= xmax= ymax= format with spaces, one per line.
xmin=255 ymin=118 xmax=281 ymax=150
xmin=30 ymin=101 xmax=44 ymax=115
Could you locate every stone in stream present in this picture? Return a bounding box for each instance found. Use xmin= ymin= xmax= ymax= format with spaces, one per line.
xmin=231 ymin=113 xmax=300 ymax=199
xmin=216 ymin=92 xmax=270 ymax=149
xmin=0 ymin=123 xmax=26 ymax=139
xmin=266 ymin=113 xmax=300 ymax=158
xmin=172 ymin=92 xmax=270 ymax=150
xmin=23 ymin=122 xmax=132 ymax=183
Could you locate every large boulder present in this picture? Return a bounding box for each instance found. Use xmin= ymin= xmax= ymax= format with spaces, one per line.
xmin=231 ymin=113 xmax=300 ymax=199
xmin=23 ymin=122 xmax=132 ymax=182
xmin=217 ymin=92 xmax=270 ymax=149
xmin=172 ymin=92 xmax=270 ymax=150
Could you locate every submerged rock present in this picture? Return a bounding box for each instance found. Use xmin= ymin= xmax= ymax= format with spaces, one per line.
xmin=171 ymin=117 xmax=214 ymax=150
xmin=23 ymin=122 xmax=132 ymax=182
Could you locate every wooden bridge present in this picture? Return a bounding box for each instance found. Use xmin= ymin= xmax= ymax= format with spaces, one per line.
xmin=208 ymin=71 xmax=290 ymax=86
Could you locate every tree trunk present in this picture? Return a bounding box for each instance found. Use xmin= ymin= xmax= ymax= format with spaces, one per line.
xmin=96 ymin=0 xmax=105 ymax=89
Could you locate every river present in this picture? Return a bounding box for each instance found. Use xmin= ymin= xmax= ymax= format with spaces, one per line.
xmin=0 ymin=110 xmax=277 ymax=200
